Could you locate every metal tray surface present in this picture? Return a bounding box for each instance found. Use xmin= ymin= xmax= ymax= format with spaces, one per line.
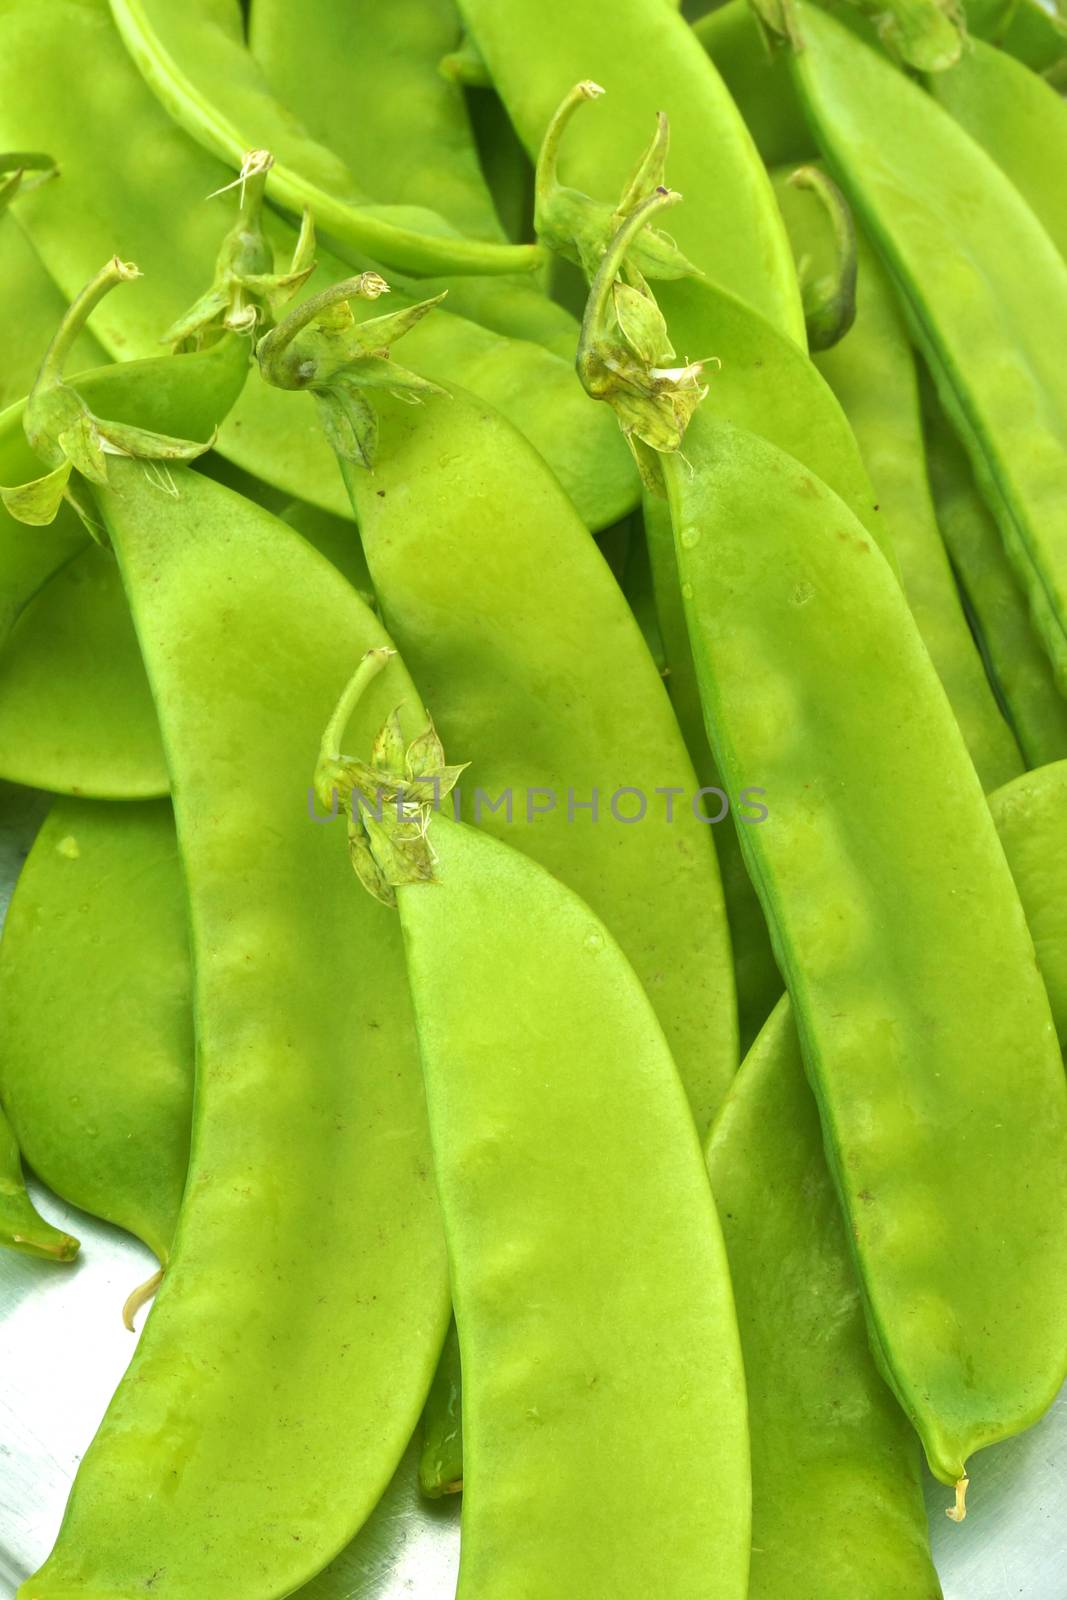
xmin=1 ymin=791 xmax=1064 ymax=1597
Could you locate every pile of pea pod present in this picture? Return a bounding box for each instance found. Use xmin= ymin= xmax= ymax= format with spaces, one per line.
xmin=1 ymin=0 xmax=1067 ymax=1595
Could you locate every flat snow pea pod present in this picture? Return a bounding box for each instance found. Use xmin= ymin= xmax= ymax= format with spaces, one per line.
xmin=352 ymin=393 xmax=737 ymax=1127
xmin=0 ymin=2 xmax=636 ymax=533
xmin=291 ymin=1431 xmax=461 ymax=1599
xmin=455 ymin=0 xmax=806 ymax=344
xmin=0 ymin=545 xmax=166 ymax=797
xmin=1003 ymin=5 xmax=1067 ymax=81
xmin=20 ymin=466 xmax=449 ymax=1599
xmin=790 ymin=1 xmax=1067 ymax=695
xmin=585 ymin=202 xmax=1067 ymax=1486
xmin=261 ymin=291 xmax=737 ymax=1131
xmin=988 ymin=760 xmax=1067 ymax=1049
xmin=926 ymin=36 xmax=1067 ymax=264
xmin=249 ymin=0 xmax=504 ymax=241
xmin=106 ymin=0 xmax=541 ymax=279
xmin=693 ymin=0 xmax=814 ymax=167
xmin=923 ymin=388 xmax=1067 ymax=770
xmin=246 ymin=0 xmax=575 ymax=355
xmin=0 ymin=221 xmax=106 ymax=411
xmin=774 ymin=180 xmax=1023 ymax=791
xmin=664 ymin=408 xmax=1067 ymax=1492
xmin=648 ymin=488 xmax=783 ymax=1057
xmin=466 ymin=83 xmax=537 ymax=250
xmin=707 ymin=1000 xmax=941 ymax=1599
xmin=0 ymin=1105 xmax=79 ymax=1264
xmin=0 ymin=796 xmax=191 ymax=1267
xmin=319 ymin=730 xmax=749 ymax=1599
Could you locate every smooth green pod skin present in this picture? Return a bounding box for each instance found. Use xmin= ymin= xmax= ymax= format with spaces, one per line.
xmin=21 ymin=466 xmax=448 ymax=1600
xmin=246 ymin=0 xmax=573 ymax=355
xmin=693 ymin=0 xmax=814 ymax=167
xmin=0 ymin=797 xmax=191 ymax=1263
xmin=416 ymin=745 xmax=1067 ymax=1516
xmin=0 ymin=546 xmax=167 ymax=798
xmin=0 ymin=221 xmax=106 ymax=411
xmin=249 ymin=0 xmax=502 ymax=241
xmin=989 ymin=760 xmax=1067 ymax=1049
xmin=107 ymin=0 xmax=540 ymax=279
xmin=927 ymin=37 xmax=1067 ymax=264
xmin=791 ymin=2 xmax=1067 ymax=695
xmin=774 ymin=186 xmax=1024 ymax=791
xmin=0 ymin=0 xmax=636 ymax=532
xmin=0 ymin=333 xmax=250 ymax=642
xmin=466 ymin=84 xmax=537 ymax=250
xmin=707 ymin=1001 xmax=941 ymax=1600
xmin=636 ymin=279 xmax=884 ymax=1055
xmin=923 ymin=390 xmax=1067 ymax=769
xmin=339 ymin=385 xmax=737 ymax=1134
xmin=982 ymin=0 xmax=1067 ymax=75
xmin=396 ymin=817 xmax=749 ymax=1600
xmin=455 ymin=0 xmax=806 ymax=345
xmin=619 ymin=508 xmax=666 ymax=673
xmin=666 ymin=410 xmax=1067 ymax=1485
xmin=0 ymin=1105 xmax=79 ymax=1263
xmin=645 ymin=496 xmax=782 ymax=1059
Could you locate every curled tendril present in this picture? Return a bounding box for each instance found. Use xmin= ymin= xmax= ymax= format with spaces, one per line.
xmin=786 ymin=165 xmax=858 ymax=352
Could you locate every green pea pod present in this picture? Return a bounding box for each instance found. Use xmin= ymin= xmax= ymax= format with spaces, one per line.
xmin=0 ymin=479 xmax=415 ymax=1289
xmin=0 ymin=1104 xmax=79 ymax=1264
xmin=707 ymin=1000 xmax=941 ymax=1599
xmin=774 ymin=173 xmax=1023 ymax=791
xmin=386 ymin=809 xmax=749 ymax=1599
xmin=989 ymin=760 xmax=1067 ymax=1048
xmin=637 ymin=274 xmax=886 ymax=1052
xmin=0 ymin=546 xmax=167 ymax=797
xmin=349 ymin=391 xmax=736 ymax=1124
xmin=927 ymin=35 xmax=1067 ymax=263
xmin=980 ymin=0 xmax=1067 ymax=75
xmin=718 ymin=754 xmax=1067 ymax=1583
xmin=455 ymin=0 xmax=806 ymax=344
xmin=260 ymin=282 xmax=738 ymax=1130
xmin=0 ymin=0 xmax=636 ymax=532
xmin=0 ymin=221 xmax=106 ymax=411
xmin=246 ymin=0 xmax=574 ymax=354
xmin=619 ymin=508 xmax=666 ymax=673
xmin=693 ymin=1 xmax=813 ymax=167
xmin=466 ymin=83 xmax=537 ymax=250
xmin=612 ymin=278 xmax=884 ymax=1058
xmin=250 ymin=0 xmax=503 ymax=242
xmin=960 ymin=0 xmax=1019 ymax=34
xmin=0 ymin=796 xmax=191 ymax=1270
xmin=923 ymin=385 xmax=1067 ymax=770
xmin=409 ymin=746 xmax=1067 ymax=1516
xmin=20 ymin=464 xmax=449 ymax=1600
xmin=668 ymin=409 xmax=1067 ymax=1490
xmin=106 ymin=0 xmax=541 ymax=279
xmin=790 ymin=1 xmax=1067 ymax=696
